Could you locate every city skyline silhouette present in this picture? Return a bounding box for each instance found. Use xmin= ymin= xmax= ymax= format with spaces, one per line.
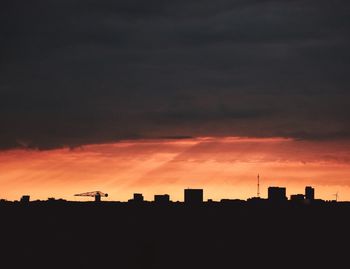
xmin=2 ymin=184 xmax=346 ymax=204
xmin=1 ymin=183 xmax=350 ymax=269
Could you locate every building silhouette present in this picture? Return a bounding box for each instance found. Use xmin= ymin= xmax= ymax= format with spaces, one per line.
xmin=132 ymin=193 xmax=144 ymax=202
xmin=268 ymin=187 xmax=287 ymax=202
xmin=305 ymin=186 xmax=315 ymax=201
xmin=184 ymin=189 xmax=203 ymax=204
xmin=154 ymin=194 xmax=170 ymax=204
xmin=20 ymin=195 xmax=30 ymax=203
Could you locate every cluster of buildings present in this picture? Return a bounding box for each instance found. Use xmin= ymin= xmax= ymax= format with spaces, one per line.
xmin=127 ymin=189 xmax=203 ymax=205
xmin=267 ymin=186 xmax=315 ymax=202
xmin=126 ymin=186 xmax=316 ymax=204
xmin=13 ymin=185 xmax=321 ymax=204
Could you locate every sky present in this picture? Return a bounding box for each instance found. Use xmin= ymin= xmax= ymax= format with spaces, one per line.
xmin=1 ymin=1 xmax=350 ymax=201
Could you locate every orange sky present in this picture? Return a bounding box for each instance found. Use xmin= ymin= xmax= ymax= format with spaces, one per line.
xmin=1 ymin=136 xmax=350 ymax=202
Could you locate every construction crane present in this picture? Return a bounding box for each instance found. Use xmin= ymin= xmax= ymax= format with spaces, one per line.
xmin=74 ymin=191 xmax=108 ymax=202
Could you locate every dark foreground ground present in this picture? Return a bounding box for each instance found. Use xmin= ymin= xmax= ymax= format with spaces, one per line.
xmin=1 ymin=201 xmax=349 ymax=268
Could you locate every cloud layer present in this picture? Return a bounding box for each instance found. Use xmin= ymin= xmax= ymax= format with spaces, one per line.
xmin=1 ymin=0 xmax=350 ymax=149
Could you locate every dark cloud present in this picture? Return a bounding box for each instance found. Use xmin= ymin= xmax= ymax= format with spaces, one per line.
xmin=1 ymin=0 xmax=350 ymax=149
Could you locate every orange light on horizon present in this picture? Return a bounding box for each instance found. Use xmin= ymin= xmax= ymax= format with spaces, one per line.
xmin=0 ymin=137 xmax=350 ymax=202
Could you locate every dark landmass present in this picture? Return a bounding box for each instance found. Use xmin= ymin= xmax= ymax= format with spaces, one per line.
xmin=1 ymin=200 xmax=349 ymax=269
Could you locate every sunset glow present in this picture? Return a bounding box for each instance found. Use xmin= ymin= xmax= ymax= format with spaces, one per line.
xmin=1 ymin=137 xmax=350 ymax=202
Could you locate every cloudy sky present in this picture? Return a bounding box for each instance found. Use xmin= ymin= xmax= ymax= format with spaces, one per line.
xmin=1 ymin=1 xmax=350 ymax=200
xmin=2 ymin=0 xmax=350 ymax=149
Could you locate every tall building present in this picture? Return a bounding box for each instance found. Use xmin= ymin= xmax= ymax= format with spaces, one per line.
xmin=305 ymin=186 xmax=315 ymax=201
xmin=268 ymin=187 xmax=287 ymax=202
xmin=184 ymin=189 xmax=203 ymax=204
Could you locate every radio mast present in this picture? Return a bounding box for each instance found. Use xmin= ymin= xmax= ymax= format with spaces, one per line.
xmin=333 ymin=192 xmax=338 ymax=202
xmin=257 ymin=174 xmax=260 ymax=198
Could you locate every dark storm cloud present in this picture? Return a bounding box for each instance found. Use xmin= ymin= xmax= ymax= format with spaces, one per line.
xmin=1 ymin=0 xmax=350 ymax=149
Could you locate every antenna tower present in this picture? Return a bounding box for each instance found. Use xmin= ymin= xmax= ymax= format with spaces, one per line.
xmin=333 ymin=192 xmax=339 ymax=202
xmin=257 ymin=174 xmax=260 ymax=198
